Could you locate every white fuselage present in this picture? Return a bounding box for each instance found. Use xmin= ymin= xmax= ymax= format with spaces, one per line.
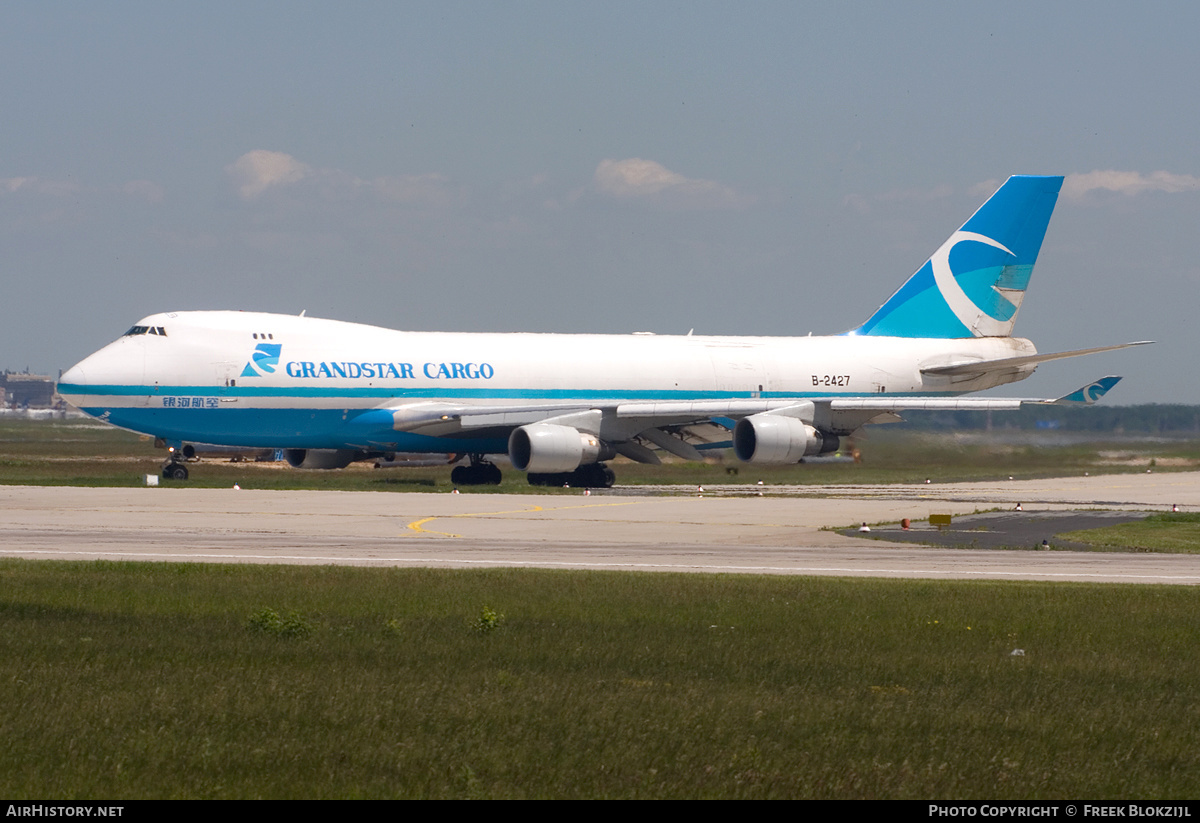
xmin=58 ymin=310 xmax=1037 ymax=452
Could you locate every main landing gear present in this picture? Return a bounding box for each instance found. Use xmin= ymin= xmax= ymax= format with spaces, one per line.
xmin=527 ymin=463 xmax=615 ymax=489
xmin=450 ymin=455 xmax=503 ymax=486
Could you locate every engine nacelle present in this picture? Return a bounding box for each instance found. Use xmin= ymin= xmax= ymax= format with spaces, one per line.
xmin=283 ymin=448 xmax=360 ymax=470
xmin=733 ymin=414 xmax=838 ymax=464
xmin=509 ymin=423 xmax=606 ymax=473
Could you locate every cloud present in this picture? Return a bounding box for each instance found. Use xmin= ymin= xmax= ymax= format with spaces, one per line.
xmin=226 ymin=149 xmax=461 ymax=208
xmin=593 ymin=158 xmax=752 ymax=209
xmin=0 ymin=176 xmax=80 ymax=196
xmin=226 ymin=150 xmax=312 ymax=199
xmin=1 ymin=177 xmax=35 ymax=194
xmin=122 ymin=180 xmax=165 ymax=204
xmin=968 ymin=179 xmax=1003 ymax=199
xmin=1063 ymin=170 xmax=1200 ymax=200
xmin=370 ymin=173 xmax=461 ymax=208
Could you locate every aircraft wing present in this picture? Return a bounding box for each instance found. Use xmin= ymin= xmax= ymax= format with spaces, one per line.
xmin=378 ymin=376 xmax=1125 ymax=462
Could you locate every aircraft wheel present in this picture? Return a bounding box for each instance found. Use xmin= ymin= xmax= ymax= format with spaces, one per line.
xmin=570 ymin=463 xmax=614 ymax=489
xmin=164 ymin=464 xmax=189 ymax=481
xmin=453 ymin=463 xmax=503 ymax=486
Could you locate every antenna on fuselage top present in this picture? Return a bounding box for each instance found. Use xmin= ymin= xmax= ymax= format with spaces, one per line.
xmin=299 ymin=310 xmax=306 ymax=317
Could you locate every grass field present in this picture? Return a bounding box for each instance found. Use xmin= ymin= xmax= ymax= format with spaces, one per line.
xmin=5 ymin=418 xmax=1200 ymax=798
xmin=2 ymin=560 xmax=1200 ymax=799
xmin=3 ymin=417 xmax=1198 ymax=491
xmin=1060 ymin=512 xmax=1200 ymax=553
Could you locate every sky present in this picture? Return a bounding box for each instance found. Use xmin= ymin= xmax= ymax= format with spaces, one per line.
xmin=3 ymin=2 xmax=1198 ymax=403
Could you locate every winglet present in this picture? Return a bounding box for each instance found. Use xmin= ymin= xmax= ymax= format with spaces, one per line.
xmin=1047 ymin=376 xmax=1123 ymax=406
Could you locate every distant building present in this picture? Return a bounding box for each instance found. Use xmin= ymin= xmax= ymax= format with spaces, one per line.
xmin=1 ymin=372 xmax=56 ymax=408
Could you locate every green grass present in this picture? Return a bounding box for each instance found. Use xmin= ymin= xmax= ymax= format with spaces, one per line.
xmin=2 ymin=560 xmax=1200 ymax=798
xmin=2 ymin=418 xmax=1198 ymax=491
xmin=1060 ymin=512 xmax=1200 ymax=553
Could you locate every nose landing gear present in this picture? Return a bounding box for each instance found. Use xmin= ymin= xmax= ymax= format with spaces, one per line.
xmin=162 ymin=459 xmax=189 ymax=481
xmin=161 ymin=443 xmax=192 ymax=480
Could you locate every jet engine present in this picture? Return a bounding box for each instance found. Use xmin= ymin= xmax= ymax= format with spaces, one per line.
xmin=508 ymin=423 xmax=611 ymax=473
xmin=283 ymin=448 xmax=361 ymax=470
xmin=733 ymin=414 xmax=839 ymax=464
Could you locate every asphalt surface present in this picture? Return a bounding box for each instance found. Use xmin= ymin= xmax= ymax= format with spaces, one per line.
xmin=842 ymin=510 xmax=1152 ymax=551
xmin=2 ymin=471 xmax=1198 ymax=583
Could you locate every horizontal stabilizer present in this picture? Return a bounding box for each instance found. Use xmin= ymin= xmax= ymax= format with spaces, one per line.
xmin=921 ymin=341 xmax=1152 ymax=378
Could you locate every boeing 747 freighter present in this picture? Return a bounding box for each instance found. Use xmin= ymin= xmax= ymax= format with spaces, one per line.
xmin=58 ymin=175 xmax=1147 ymax=485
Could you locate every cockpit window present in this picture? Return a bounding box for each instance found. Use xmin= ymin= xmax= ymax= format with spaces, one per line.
xmin=124 ymin=326 xmax=167 ymax=337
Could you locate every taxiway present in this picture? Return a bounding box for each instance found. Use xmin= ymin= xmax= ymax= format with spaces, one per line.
xmin=1 ymin=471 xmax=1197 ymax=583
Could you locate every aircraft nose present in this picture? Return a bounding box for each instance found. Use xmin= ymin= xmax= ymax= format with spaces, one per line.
xmin=59 ymin=362 xmax=88 ymax=388
xmin=57 ymin=361 xmax=93 ymax=407
xmin=58 ymin=338 xmax=145 ymax=397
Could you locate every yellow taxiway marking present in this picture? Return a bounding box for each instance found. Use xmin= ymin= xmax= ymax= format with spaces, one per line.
xmin=404 ymin=500 xmax=645 ymax=538
xmin=405 ymin=504 xmax=545 ymax=538
xmin=404 ymin=516 xmax=465 ymax=538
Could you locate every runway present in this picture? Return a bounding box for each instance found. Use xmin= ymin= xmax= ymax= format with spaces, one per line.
xmin=2 ymin=471 xmax=1198 ymax=583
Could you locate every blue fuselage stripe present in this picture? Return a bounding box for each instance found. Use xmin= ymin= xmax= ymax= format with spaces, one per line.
xmin=63 ymin=382 xmax=955 ymax=452
xmin=81 ymin=406 xmax=510 ymax=452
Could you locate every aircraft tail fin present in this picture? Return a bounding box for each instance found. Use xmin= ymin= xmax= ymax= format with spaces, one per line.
xmin=853 ymin=174 xmax=1064 ymax=339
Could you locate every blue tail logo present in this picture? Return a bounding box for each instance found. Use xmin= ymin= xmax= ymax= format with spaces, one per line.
xmin=854 ymin=175 xmax=1064 ymax=339
xmin=241 ymin=343 xmax=282 ymax=377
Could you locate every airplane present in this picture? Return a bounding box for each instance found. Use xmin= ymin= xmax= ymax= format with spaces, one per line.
xmin=57 ymin=174 xmax=1149 ymax=485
